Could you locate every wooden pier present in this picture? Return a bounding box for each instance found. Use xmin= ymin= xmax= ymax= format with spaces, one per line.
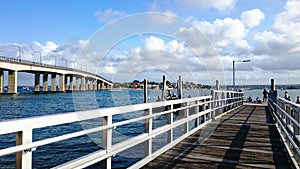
xmin=143 ymin=103 xmax=294 ymax=169
xmin=1 ymin=86 xmax=299 ymax=168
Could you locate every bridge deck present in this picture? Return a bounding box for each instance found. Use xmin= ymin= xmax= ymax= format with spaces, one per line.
xmin=143 ymin=104 xmax=294 ymax=169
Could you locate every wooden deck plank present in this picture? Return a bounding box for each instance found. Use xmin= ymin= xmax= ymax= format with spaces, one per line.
xmin=142 ymin=104 xmax=294 ymax=169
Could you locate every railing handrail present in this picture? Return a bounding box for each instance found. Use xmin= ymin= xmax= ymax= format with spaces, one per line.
xmin=268 ymin=97 xmax=300 ymax=169
xmin=0 ymin=90 xmax=244 ymax=168
xmin=278 ymin=97 xmax=300 ymax=108
xmin=0 ymin=96 xmax=211 ymax=135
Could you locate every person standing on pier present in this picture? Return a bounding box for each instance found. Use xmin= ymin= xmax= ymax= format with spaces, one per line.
xmin=284 ymin=91 xmax=289 ymax=100
xmin=297 ymin=96 xmax=300 ymax=104
xmin=263 ymin=89 xmax=268 ymax=102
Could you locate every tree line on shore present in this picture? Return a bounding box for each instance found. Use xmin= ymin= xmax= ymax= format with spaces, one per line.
xmin=113 ymin=80 xmax=211 ymax=90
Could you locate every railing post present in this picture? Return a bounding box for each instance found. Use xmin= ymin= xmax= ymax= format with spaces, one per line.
xmin=177 ymin=75 xmax=183 ymax=99
xmin=286 ymin=105 xmax=291 ymax=126
xmin=167 ymin=104 xmax=174 ymax=143
xmin=16 ymin=129 xmax=33 ymax=169
xmin=286 ymin=105 xmax=292 ymax=148
xmin=144 ymin=108 xmax=152 ymax=156
xmin=233 ymin=92 xmax=236 ymax=107
xmin=194 ymin=100 xmax=199 ymax=127
xmin=207 ymin=97 xmax=211 ymax=120
xmin=294 ymin=147 xmax=300 ymax=166
xmin=278 ymin=102 xmax=284 ymax=135
xmin=240 ymin=92 xmax=244 ymax=105
xmin=102 ymin=115 xmax=112 ymax=169
xmin=221 ymin=91 xmax=225 ymax=113
xmin=144 ymin=79 xmax=147 ymax=103
xmin=291 ymin=108 xmax=300 ymax=164
xmin=183 ymin=101 xmax=189 ymax=133
xmin=294 ymin=109 xmax=300 ymax=136
xmin=283 ymin=103 xmax=287 ymax=126
xmin=271 ymin=79 xmax=275 ymax=91
xmin=162 ymin=75 xmax=166 ymax=100
xmin=216 ymin=80 xmax=220 ymax=90
xmin=211 ymin=90 xmax=215 ymax=120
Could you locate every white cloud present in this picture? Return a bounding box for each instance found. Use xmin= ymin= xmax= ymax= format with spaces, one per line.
xmin=252 ymin=0 xmax=300 ymax=71
xmin=241 ymin=9 xmax=265 ymax=28
xmin=94 ymin=8 xmax=127 ymax=23
xmin=174 ymin=0 xmax=236 ymax=11
xmin=164 ymin=39 xmax=185 ymax=53
xmin=194 ymin=18 xmax=246 ymax=42
xmin=96 ymin=35 xmax=210 ymax=82
xmin=31 ymin=41 xmax=58 ymax=55
xmin=142 ymin=36 xmax=185 ymax=54
xmin=189 ymin=17 xmax=249 ymax=57
xmin=143 ymin=36 xmax=165 ymax=50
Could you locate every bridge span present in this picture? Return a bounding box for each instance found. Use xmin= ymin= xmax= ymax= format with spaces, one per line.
xmin=0 ymin=56 xmax=112 ymax=94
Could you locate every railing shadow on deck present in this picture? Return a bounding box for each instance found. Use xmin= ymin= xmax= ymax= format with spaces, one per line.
xmin=217 ymin=106 xmax=256 ymax=169
xmin=142 ymin=104 xmax=249 ymax=169
xmin=265 ymin=106 xmax=294 ymax=168
xmin=142 ymin=103 xmax=296 ymax=169
xmin=147 ymin=103 xmax=295 ymax=169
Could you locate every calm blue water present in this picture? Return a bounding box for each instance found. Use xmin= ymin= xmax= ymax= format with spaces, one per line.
xmin=0 ymin=89 xmax=210 ymax=168
xmin=0 ymin=88 xmax=299 ymax=168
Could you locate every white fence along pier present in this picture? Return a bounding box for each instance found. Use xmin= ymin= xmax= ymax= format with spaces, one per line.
xmin=0 ymin=90 xmax=244 ymax=169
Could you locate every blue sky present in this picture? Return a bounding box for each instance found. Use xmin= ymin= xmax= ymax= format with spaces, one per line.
xmin=1 ymin=0 xmax=300 ymax=85
xmin=0 ymin=0 xmax=285 ymax=43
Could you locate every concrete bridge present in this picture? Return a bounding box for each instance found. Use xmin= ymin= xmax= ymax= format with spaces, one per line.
xmin=0 ymin=56 xmax=112 ymax=94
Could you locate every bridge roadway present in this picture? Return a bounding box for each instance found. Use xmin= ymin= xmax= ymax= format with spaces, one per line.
xmin=0 ymin=56 xmax=112 ymax=94
xmin=143 ymin=103 xmax=295 ymax=169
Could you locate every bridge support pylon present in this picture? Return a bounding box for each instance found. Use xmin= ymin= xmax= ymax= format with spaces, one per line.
xmin=8 ymin=70 xmax=17 ymax=94
xmin=51 ymin=74 xmax=56 ymax=92
xmin=81 ymin=77 xmax=85 ymax=91
xmin=69 ymin=75 xmax=74 ymax=91
xmin=0 ymin=69 xmax=3 ymax=93
xmin=34 ymin=73 xmax=40 ymax=92
xmin=59 ymin=74 xmax=65 ymax=92
xmin=93 ymin=79 xmax=97 ymax=90
xmin=75 ymin=76 xmax=80 ymax=91
xmin=43 ymin=73 xmax=48 ymax=92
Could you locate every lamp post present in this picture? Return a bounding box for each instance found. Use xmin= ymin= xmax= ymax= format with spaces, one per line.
xmin=68 ymin=60 xmax=75 ymax=69
xmin=62 ymin=59 xmax=68 ymax=68
xmin=233 ymin=59 xmax=251 ymax=89
xmin=65 ymin=59 xmax=76 ymax=69
xmin=51 ymin=55 xmax=57 ymax=66
xmin=34 ymin=52 xmax=42 ymax=64
xmin=76 ymin=63 xmax=82 ymax=70
xmin=12 ymin=45 xmax=21 ymax=61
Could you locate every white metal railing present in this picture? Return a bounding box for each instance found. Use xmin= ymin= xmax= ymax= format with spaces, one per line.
xmin=268 ymin=97 xmax=300 ymax=169
xmin=0 ymin=90 xmax=243 ymax=169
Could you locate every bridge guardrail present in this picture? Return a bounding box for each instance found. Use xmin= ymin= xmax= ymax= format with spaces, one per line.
xmin=0 ymin=90 xmax=243 ymax=168
xmin=0 ymin=56 xmax=112 ymax=83
xmin=268 ymin=97 xmax=300 ymax=168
